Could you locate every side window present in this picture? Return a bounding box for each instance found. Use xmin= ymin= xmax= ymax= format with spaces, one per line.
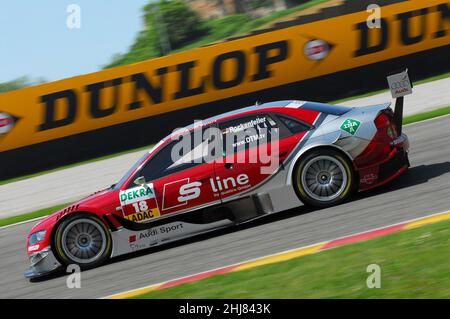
xmin=219 ymin=114 xmax=280 ymax=155
xmin=135 ymin=127 xmax=212 ymax=183
xmin=276 ymin=115 xmax=311 ymax=134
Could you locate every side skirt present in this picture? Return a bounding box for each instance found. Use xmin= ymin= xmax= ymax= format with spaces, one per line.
xmin=109 ymin=193 xmax=280 ymax=257
xmin=110 ymin=219 xmax=234 ymax=257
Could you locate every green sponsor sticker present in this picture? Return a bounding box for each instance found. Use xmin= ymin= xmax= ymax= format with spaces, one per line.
xmin=120 ymin=185 xmax=154 ymax=203
xmin=340 ymin=118 xmax=361 ymax=135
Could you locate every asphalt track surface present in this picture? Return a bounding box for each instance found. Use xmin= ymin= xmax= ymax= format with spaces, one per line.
xmin=0 ymin=115 xmax=449 ymax=298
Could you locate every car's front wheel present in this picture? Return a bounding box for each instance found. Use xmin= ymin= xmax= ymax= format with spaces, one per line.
xmin=293 ymin=149 xmax=355 ymax=208
xmin=53 ymin=213 xmax=112 ymax=269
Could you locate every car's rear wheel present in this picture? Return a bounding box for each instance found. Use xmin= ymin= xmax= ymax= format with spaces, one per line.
xmin=293 ymin=149 xmax=355 ymax=208
xmin=53 ymin=214 xmax=112 ymax=269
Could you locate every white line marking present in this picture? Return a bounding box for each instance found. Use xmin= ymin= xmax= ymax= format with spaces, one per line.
xmin=101 ymin=209 xmax=450 ymax=299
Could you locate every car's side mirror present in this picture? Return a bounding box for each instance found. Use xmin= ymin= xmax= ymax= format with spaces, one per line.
xmin=134 ymin=176 xmax=146 ymax=186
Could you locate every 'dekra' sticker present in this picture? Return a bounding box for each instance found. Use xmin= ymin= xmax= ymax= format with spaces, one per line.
xmin=340 ymin=118 xmax=361 ymax=135
xmin=120 ymin=184 xmax=155 ymax=205
xmin=120 ymin=184 xmax=161 ymax=223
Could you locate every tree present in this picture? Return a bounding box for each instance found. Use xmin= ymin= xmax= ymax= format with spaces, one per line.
xmin=143 ymin=0 xmax=209 ymax=55
xmin=217 ymin=0 xmax=229 ymax=15
xmin=248 ymin=0 xmax=273 ymax=10
xmin=232 ymin=0 xmax=248 ymax=13
xmin=0 ymin=76 xmax=45 ymax=93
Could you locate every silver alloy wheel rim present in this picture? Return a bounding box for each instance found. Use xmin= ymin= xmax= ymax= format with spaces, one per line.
xmin=300 ymin=155 xmax=348 ymax=202
xmin=61 ymin=218 xmax=107 ymax=264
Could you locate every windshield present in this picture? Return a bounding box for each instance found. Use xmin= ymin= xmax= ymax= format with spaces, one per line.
xmin=112 ymin=141 xmax=165 ymax=190
xmin=112 ymin=152 xmax=149 ymax=190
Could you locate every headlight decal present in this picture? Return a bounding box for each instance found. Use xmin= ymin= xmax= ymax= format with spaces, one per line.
xmin=29 ymin=230 xmax=47 ymax=245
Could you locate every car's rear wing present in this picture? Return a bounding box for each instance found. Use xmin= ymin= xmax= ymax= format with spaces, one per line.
xmin=387 ymin=69 xmax=413 ymax=135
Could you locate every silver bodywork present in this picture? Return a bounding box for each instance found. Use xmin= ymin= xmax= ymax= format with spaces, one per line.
xmin=25 ymin=100 xmax=400 ymax=278
xmin=24 ymin=247 xmax=62 ymax=278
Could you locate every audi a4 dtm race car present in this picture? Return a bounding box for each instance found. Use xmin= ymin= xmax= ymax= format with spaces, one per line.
xmin=25 ymin=100 xmax=410 ymax=278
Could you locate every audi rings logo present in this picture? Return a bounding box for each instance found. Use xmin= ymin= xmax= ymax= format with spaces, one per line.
xmin=390 ymin=77 xmax=410 ymax=89
xmin=361 ymin=173 xmax=378 ymax=185
xmin=387 ymin=71 xmax=412 ymax=98
xmin=304 ymin=39 xmax=330 ymax=61
xmin=391 ymin=77 xmax=411 ymax=94
xmin=0 ymin=113 xmax=14 ymax=135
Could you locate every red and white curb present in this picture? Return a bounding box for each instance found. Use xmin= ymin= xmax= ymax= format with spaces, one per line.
xmin=103 ymin=209 xmax=450 ymax=299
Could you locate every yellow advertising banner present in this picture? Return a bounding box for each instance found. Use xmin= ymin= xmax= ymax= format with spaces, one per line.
xmin=0 ymin=0 xmax=449 ymax=152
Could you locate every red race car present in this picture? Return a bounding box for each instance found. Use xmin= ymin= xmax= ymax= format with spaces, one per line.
xmin=25 ymin=99 xmax=409 ymax=278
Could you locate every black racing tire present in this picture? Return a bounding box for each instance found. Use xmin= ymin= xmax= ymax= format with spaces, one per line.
xmin=293 ymin=148 xmax=355 ymax=208
xmin=53 ymin=213 xmax=112 ymax=269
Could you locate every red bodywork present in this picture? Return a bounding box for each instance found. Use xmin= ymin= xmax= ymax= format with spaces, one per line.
xmin=26 ymin=106 xmax=321 ymax=256
xmin=354 ymin=109 xmax=409 ymax=191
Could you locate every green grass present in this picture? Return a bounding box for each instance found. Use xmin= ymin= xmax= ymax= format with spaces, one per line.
xmin=403 ymin=105 xmax=450 ymax=125
xmin=0 ymin=203 xmax=69 ymax=228
xmin=136 ymin=218 xmax=450 ymax=298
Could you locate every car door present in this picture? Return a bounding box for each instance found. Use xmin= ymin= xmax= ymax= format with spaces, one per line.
xmin=119 ymin=126 xmax=219 ymax=223
xmin=213 ymin=112 xmax=304 ymax=202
